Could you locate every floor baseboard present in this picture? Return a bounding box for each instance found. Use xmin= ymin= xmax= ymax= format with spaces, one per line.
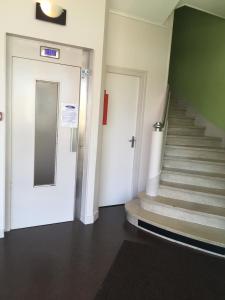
xmin=80 ymin=210 xmax=99 ymax=225
xmin=0 ymin=228 xmax=4 ymax=239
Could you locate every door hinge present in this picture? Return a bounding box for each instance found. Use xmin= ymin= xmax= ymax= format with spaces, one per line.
xmin=81 ymin=69 xmax=90 ymax=79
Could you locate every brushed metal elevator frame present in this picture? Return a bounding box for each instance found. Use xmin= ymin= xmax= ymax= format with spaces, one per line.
xmin=5 ymin=34 xmax=91 ymax=231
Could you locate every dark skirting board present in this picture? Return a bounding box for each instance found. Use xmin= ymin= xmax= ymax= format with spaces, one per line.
xmin=95 ymin=240 xmax=225 ymax=300
xmin=138 ymin=220 xmax=225 ymax=255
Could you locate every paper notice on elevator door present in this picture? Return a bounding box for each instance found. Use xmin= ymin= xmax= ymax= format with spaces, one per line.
xmin=61 ymin=103 xmax=79 ymax=128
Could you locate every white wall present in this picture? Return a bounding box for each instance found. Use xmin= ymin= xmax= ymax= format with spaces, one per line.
xmin=0 ymin=0 xmax=107 ymax=236
xmin=105 ymin=12 xmax=174 ymax=192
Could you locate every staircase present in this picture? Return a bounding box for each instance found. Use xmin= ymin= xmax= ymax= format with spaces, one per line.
xmin=126 ymin=102 xmax=225 ymax=256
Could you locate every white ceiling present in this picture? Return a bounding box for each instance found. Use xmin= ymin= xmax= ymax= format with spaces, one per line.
xmin=109 ymin=0 xmax=180 ymax=25
xmin=109 ymin=0 xmax=225 ymax=25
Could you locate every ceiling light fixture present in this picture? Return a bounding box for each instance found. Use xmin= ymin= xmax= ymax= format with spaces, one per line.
xmin=40 ymin=0 xmax=63 ymax=18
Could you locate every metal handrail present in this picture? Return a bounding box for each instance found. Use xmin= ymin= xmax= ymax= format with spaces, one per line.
xmin=153 ymin=86 xmax=170 ymax=131
xmin=147 ymin=86 xmax=171 ymax=196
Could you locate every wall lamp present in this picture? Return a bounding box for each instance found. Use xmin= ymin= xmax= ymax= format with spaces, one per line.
xmin=36 ymin=1 xmax=67 ymax=25
xmin=40 ymin=0 xmax=63 ymax=18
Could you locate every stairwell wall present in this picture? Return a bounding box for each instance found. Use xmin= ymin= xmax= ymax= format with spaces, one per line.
xmin=105 ymin=12 xmax=174 ymax=191
xmin=169 ymin=6 xmax=225 ymax=131
xmin=0 ymin=0 xmax=108 ymax=235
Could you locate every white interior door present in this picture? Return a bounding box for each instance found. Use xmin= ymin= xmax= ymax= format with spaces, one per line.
xmin=11 ymin=57 xmax=81 ymax=229
xmin=99 ymin=72 xmax=139 ymax=207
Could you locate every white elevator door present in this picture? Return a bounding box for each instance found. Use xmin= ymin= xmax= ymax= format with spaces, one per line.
xmin=99 ymin=72 xmax=139 ymax=207
xmin=11 ymin=58 xmax=81 ymax=229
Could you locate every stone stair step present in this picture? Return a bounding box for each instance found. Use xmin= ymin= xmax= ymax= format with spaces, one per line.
xmin=169 ymin=106 xmax=186 ymax=111
xmin=168 ymin=126 xmax=205 ymax=136
xmin=168 ymin=119 xmax=195 ymax=126
xmin=159 ymin=181 xmax=225 ymax=208
xmin=169 ymin=112 xmax=187 ymax=117
xmin=126 ymin=199 xmax=225 ymax=254
xmin=165 ymin=145 xmax=225 ymax=160
xmin=168 ymin=115 xmax=194 ymax=121
xmin=169 ymin=108 xmax=187 ymax=114
xmin=166 ymin=135 xmax=222 ymax=147
xmin=140 ymin=193 xmax=225 ymax=217
xmin=163 ymin=156 xmax=225 ymax=174
xmin=161 ymin=168 xmax=225 ymax=190
xmin=139 ymin=193 xmax=225 ymax=229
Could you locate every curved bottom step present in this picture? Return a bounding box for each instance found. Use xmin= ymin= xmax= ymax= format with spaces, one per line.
xmin=125 ymin=199 xmax=225 ymax=257
xmin=140 ymin=194 xmax=225 ymax=229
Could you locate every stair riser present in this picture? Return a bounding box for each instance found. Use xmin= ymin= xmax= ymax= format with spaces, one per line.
xmin=161 ymin=172 xmax=225 ymax=190
xmin=167 ymin=137 xmax=221 ymax=147
xmin=165 ymin=147 xmax=225 ymax=160
xmin=159 ymin=186 xmax=225 ymax=208
xmin=169 ymin=109 xmax=186 ymax=115
xmin=168 ymin=128 xmax=205 ymax=136
xmin=169 ymin=113 xmax=187 ymax=118
xmin=163 ymin=159 xmax=225 ymax=175
xmin=141 ymin=200 xmax=225 ymax=229
xmin=168 ymin=119 xmax=194 ymax=126
xmin=169 ymin=108 xmax=186 ymax=112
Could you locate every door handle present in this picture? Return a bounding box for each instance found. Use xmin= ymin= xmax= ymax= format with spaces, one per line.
xmin=129 ymin=136 xmax=136 ymax=148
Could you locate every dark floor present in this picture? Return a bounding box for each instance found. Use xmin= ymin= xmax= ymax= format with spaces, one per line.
xmin=0 ymin=206 xmax=223 ymax=300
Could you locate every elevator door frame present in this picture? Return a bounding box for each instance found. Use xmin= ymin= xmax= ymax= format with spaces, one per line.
xmin=6 ymin=34 xmax=91 ymax=231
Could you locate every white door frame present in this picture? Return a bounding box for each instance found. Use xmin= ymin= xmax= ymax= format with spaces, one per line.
xmin=5 ymin=34 xmax=91 ymax=232
xmin=105 ymin=65 xmax=147 ymax=198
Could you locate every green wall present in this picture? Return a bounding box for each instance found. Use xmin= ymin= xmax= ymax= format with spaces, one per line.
xmin=169 ymin=7 xmax=225 ymax=131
